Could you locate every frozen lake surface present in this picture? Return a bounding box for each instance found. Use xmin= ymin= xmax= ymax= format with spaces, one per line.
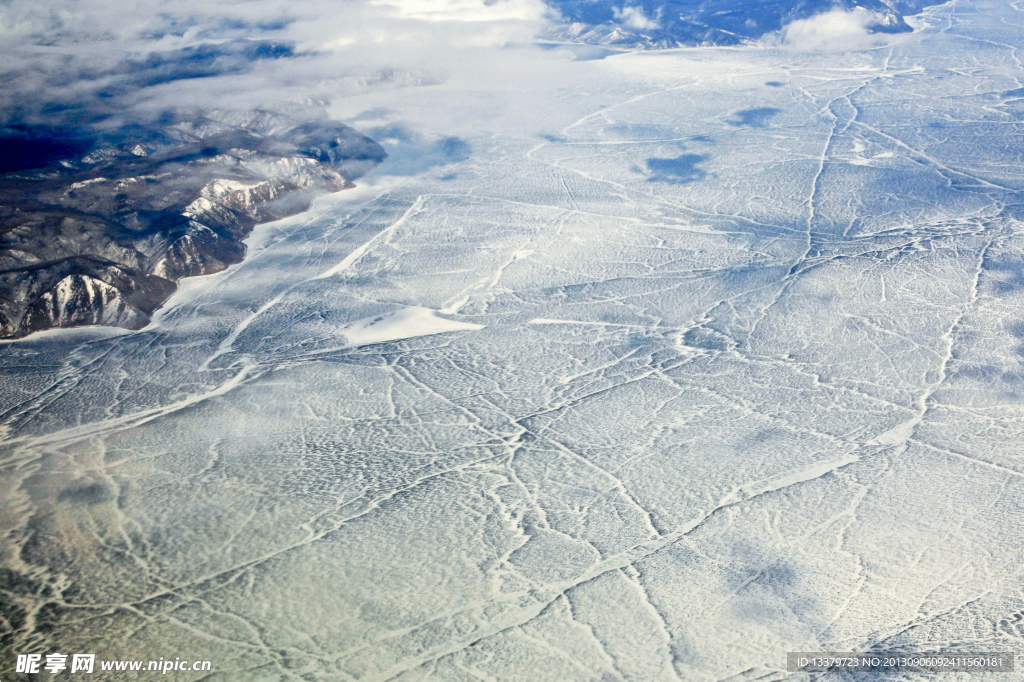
xmin=4 ymin=1 xmax=1024 ymax=678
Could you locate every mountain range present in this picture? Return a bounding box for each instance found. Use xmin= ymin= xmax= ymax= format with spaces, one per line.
xmin=543 ymin=0 xmax=943 ymax=47
xmin=0 ymin=112 xmax=385 ymax=339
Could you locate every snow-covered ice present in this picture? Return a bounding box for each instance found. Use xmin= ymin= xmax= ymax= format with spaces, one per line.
xmin=4 ymin=1 xmax=1024 ymax=679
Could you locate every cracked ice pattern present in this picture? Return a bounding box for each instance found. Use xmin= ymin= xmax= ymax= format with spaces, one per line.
xmin=4 ymin=1 xmax=1024 ymax=680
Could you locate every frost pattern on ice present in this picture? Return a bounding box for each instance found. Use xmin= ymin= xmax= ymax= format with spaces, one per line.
xmin=4 ymin=1 xmax=1024 ymax=679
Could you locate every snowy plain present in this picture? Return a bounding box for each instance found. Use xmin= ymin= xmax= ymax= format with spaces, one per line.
xmin=4 ymin=0 xmax=1024 ymax=679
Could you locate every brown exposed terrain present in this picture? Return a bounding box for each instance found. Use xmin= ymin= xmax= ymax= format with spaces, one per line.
xmin=0 ymin=112 xmax=385 ymax=339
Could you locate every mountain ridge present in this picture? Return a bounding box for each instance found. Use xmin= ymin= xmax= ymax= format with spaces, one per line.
xmin=542 ymin=0 xmax=945 ymax=48
xmin=0 ymin=111 xmax=386 ymax=339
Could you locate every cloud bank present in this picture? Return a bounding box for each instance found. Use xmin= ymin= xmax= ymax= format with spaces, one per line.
xmin=612 ymin=5 xmax=660 ymax=31
xmin=0 ymin=0 xmax=550 ymax=133
xmin=777 ymin=7 xmax=897 ymax=52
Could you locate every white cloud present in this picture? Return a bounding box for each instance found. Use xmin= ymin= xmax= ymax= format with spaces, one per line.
xmin=776 ymin=8 xmax=897 ymax=52
xmin=0 ymin=0 xmax=551 ymax=127
xmin=372 ymin=0 xmax=548 ymax=23
xmin=612 ymin=5 xmax=659 ymax=31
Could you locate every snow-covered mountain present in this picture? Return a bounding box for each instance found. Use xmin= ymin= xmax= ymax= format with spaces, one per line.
xmin=0 ymin=112 xmax=385 ymax=338
xmin=543 ymin=0 xmax=944 ymax=47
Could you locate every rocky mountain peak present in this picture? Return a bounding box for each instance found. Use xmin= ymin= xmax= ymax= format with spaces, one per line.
xmin=0 ymin=111 xmax=385 ymax=339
